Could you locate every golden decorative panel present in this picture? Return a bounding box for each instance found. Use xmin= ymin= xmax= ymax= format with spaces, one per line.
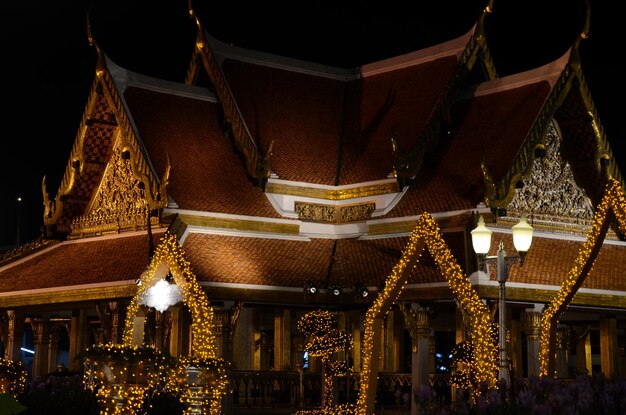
xmin=43 ymin=47 xmax=169 ymax=227
xmin=70 ymin=138 xmax=152 ymax=236
xmin=178 ymin=214 xmax=299 ymax=234
xmin=506 ymin=123 xmax=594 ymax=228
xmin=294 ymin=202 xmax=375 ymax=223
xmin=265 ymin=181 xmax=400 ymax=200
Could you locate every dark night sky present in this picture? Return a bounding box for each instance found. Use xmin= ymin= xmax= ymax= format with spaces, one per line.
xmin=1 ymin=0 xmax=624 ymax=248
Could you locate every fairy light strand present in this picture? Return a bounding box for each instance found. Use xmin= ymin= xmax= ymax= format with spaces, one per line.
xmin=539 ymin=179 xmax=626 ymax=377
xmin=119 ymin=232 xmax=228 ymax=414
xmin=297 ymin=310 xmax=354 ymax=414
xmin=356 ymin=213 xmax=498 ymax=415
xmin=0 ymin=358 xmax=27 ymax=398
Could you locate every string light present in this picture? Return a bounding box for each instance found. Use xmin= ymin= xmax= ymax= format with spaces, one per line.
xmin=356 ymin=213 xmax=498 ymax=414
xmin=539 ymin=179 xmax=626 ymax=377
xmin=297 ymin=310 xmax=354 ymax=414
xmin=123 ymin=232 xmax=217 ymax=360
xmin=118 ymin=232 xmax=227 ymax=414
xmin=167 ymin=356 xmax=231 ymax=415
xmin=0 ymin=358 xmax=27 ymax=398
xmin=81 ymin=343 xmax=169 ymax=415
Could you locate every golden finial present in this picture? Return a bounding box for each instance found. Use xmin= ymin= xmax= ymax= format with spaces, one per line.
xmin=484 ymin=0 xmax=494 ymax=14
xmin=42 ymin=176 xmax=55 ymax=220
xmin=573 ymin=0 xmax=591 ymax=51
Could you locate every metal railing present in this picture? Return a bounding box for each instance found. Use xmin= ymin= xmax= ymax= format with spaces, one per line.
xmin=230 ymin=370 xmax=429 ymax=411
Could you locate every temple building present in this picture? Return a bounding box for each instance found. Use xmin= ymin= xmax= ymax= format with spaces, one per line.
xmin=1 ymin=1 xmax=625 ymax=412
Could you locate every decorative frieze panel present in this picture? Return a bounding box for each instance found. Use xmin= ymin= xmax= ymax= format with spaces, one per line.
xmin=294 ymin=201 xmax=375 ymax=223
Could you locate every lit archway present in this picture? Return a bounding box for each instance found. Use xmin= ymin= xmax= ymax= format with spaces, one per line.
xmin=356 ymin=213 xmax=498 ymax=414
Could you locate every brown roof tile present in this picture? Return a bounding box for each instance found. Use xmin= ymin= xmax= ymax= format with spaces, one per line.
xmin=57 ymin=95 xmax=118 ymax=229
xmin=221 ymin=55 xmax=458 ymax=185
xmin=385 ymin=79 xmax=552 ymax=217
xmin=490 ymin=233 xmax=626 ymax=292
xmin=384 ymin=175 xmax=475 ymax=218
xmin=450 ymin=82 xmax=552 ymax=190
xmin=124 ymin=87 xmax=280 ymax=218
xmin=221 ymin=60 xmax=344 ymax=185
xmin=183 ymin=229 xmax=469 ymax=290
xmin=340 ymin=57 xmax=459 ymax=185
xmin=0 ymin=233 xmax=161 ymax=294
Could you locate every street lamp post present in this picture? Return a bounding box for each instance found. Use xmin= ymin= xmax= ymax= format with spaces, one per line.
xmin=471 ymin=215 xmax=534 ymax=385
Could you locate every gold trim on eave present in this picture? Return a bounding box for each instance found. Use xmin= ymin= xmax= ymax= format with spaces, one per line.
xmin=0 ymin=284 xmax=137 ymax=308
xmin=178 ymin=214 xmax=300 ymax=234
xmin=265 ymin=181 xmax=400 ymax=200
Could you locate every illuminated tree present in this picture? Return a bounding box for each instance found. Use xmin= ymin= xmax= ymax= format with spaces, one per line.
xmin=297 ymin=310 xmax=354 ymax=414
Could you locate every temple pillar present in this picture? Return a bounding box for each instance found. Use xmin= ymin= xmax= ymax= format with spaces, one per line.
xmin=600 ymin=315 xmax=619 ymax=379
xmin=452 ymin=305 xmax=468 ymax=402
xmin=5 ymin=311 xmax=24 ymax=361
xmin=153 ymin=311 xmax=165 ymax=350
xmin=109 ymin=302 xmax=126 ymax=344
xmin=350 ymin=311 xmax=362 ymax=371
xmin=273 ymin=309 xmax=291 ymax=370
xmin=168 ymin=306 xmax=190 ymax=357
xmin=0 ymin=311 xmax=7 ymax=358
xmin=215 ymin=303 xmax=242 ymax=362
xmin=252 ymin=310 xmax=262 ymax=370
xmin=524 ymin=310 xmax=542 ymax=378
xmin=252 ymin=310 xmax=273 ymax=370
xmin=510 ymin=312 xmax=523 ymax=382
xmin=573 ymin=325 xmax=591 ymax=376
xmin=428 ymin=336 xmax=436 ymax=374
xmin=384 ymin=309 xmax=402 ymax=372
xmin=130 ymin=307 xmax=148 ymax=347
xmin=233 ymin=307 xmax=254 ymax=370
xmin=48 ymin=325 xmax=62 ymax=374
xmin=556 ymin=325 xmax=570 ymax=378
xmin=31 ymin=318 xmax=51 ymax=379
xmin=215 ymin=310 xmax=228 ymax=359
xmin=69 ymin=309 xmax=87 ymax=371
xmin=400 ymin=304 xmax=430 ymax=415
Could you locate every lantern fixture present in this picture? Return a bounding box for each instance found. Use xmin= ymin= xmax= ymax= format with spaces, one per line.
xmin=470 ymin=213 xmax=534 ymax=387
xmin=139 ymin=274 xmax=183 ymax=313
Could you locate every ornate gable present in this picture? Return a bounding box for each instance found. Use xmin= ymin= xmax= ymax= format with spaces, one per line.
xmin=68 ymin=134 xmax=158 ymax=238
xmin=43 ymin=34 xmax=170 ymax=239
xmin=504 ymin=122 xmax=594 ymax=233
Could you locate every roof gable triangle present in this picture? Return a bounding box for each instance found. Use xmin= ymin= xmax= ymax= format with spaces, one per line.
xmin=503 ymin=122 xmax=594 ymax=230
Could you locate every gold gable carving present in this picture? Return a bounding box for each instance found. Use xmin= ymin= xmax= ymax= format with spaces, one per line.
xmin=43 ymin=45 xmax=169 ymax=227
xmin=504 ymin=122 xmax=594 ymax=230
xmin=294 ymin=201 xmax=375 ymax=223
xmin=483 ymin=46 xmax=626 ymax=209
xmin=69 ymin=137 xmax=155 ymax=237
